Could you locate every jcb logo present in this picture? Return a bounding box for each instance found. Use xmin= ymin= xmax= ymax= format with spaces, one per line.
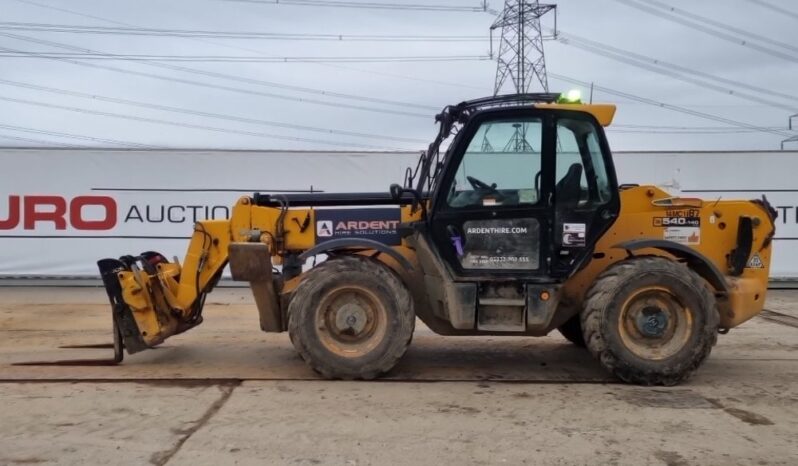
xmin=0 ymin=195 xmax=117 ymax=230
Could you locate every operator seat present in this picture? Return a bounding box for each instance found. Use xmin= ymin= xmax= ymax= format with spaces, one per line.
xmin=556 ymin=163 xmax=583 ymax=207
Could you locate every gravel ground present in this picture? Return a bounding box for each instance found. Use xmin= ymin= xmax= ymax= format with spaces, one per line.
xmin=1 ymin=287 xmax=797 ymax=465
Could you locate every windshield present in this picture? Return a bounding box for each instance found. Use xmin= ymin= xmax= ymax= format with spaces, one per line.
xmin=447 ymin=119 xmax=543 ymax=208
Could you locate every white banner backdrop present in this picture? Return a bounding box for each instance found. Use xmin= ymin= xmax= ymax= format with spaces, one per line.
xmin=1 ymin=148 xmax=796 ymax=278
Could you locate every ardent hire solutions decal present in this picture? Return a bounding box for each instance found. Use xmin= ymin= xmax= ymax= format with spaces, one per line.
xmin=314 ymin=208 xmax=401 ymax=246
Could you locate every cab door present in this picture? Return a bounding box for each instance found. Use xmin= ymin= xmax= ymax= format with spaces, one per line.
xmin=550 ymin=114 xmax=620 ymax=277
xmin=428 ymin=113 xmax=555 ymax=279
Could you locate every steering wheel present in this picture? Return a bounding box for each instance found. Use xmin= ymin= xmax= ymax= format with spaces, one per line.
xmin=466 ymin=175 xmax=507 ymax=203
xmin=466 ymin=175 xmax=498 ymax=193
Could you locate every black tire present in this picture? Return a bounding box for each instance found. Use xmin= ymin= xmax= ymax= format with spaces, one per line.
xmin=581 ymin=256 xmax=719 ymax=386
xmin=287 ymin=255 xmax=415 ymax=380
xmin=557 ymin=315 xmax=586 ymax=347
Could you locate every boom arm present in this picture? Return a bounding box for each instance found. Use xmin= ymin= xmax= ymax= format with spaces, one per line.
xmin=98 ymin=196 xmax=321 ymax=352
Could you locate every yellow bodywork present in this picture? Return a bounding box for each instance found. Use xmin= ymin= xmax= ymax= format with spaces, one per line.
xmin=117 ymin=197 xmax=422 ymax=346
xmin=563 ymin=186 xmax=773 ymax=329
xmin=118 ymin=185 xmax=773 ymax=348
xmin=535 ymin=103 xmax=617 ymax=126
xmin=109 ymin=99 xmax=774 ymax=348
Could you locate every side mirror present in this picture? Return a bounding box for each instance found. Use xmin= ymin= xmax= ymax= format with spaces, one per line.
xmin=389 ymin=183 xmax=426 ymax=218
xmin=389 ymin=183 xmax=422 ymax=205
xmin=389 ymin=183 xmax=403 ymax=201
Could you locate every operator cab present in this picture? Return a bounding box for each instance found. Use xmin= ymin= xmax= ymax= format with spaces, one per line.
xmin=402 ymin=93 xmax=621 ymax=332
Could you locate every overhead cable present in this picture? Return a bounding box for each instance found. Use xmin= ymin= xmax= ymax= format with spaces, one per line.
xmin=615 ymin=0 xmax=798 ymax=63
xmin=635 ymin=0 xmax=798 ymax=54
xmin=0 ymin=132 xmax=81 ymax=147
xmin=0 ymin=95 xmax=408 ymax=150
xmin=556 ymin=30 xmax=798 ymax=105
xmin=8 ymin=0 xmax=444 ymax=112
xmin=223 ymin=0 xmax=487 ymax=12
xmin=550 ymin=73 xmax=795 ymax=139
xmin=0 ymin=22 xmax=486 ymax=42
xmin=0 ymin=77 xmax=427 ymax=144
xmin=0 ymin=50 xmax=492 ymax=63
xmin=0 ymin=123 xmax=157 ymax=147
xmin=0 ymin=34 xmax=430 ymax=118
xmin=748 ymin=0 xmax=798 ymax=21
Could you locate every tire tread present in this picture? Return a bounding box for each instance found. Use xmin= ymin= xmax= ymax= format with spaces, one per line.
xmin=287 ymin=255 xmax=414 ymax=380
xmin=581 ymin=256 xmax=719 ymax=386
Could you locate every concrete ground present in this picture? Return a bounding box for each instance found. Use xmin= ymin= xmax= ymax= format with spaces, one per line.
xmin=1 ymin=287 xmax=797 ymax=465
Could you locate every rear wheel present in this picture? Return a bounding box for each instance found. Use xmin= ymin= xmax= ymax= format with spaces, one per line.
xmin=581 ymin=256 xmax=719 ymax=386
xmin=287 ymin=255 xmax=415 ymax=380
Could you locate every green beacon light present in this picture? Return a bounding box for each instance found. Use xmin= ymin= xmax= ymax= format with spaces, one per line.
xmin=558 ymin=89 xmax=583 ymax=104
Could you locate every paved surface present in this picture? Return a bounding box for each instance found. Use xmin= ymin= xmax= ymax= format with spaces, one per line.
xmin=1 ymin=287 xmax=797 ymax=465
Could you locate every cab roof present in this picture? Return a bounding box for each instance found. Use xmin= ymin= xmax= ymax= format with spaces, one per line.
xmin=445 ymin=93 xmax=616 ymax=127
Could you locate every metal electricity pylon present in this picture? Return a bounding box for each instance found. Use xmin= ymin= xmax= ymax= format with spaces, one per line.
xmin=490 ymin=0 xmax=557 ymax=95
xmin=503 ymin=123 xmax=534 ymax=152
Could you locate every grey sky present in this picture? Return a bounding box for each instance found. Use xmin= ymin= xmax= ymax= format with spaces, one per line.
xmin=0 ymin=0 xmax=796 ymax=151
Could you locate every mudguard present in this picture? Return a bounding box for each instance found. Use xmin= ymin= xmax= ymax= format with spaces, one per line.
xmin=613 ymin=238 xmax=730 ymax=294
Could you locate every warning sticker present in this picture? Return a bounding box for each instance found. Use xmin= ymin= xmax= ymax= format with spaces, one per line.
xmin=663 ymin=227 xmax=700 ymax=245
xmin=747 ymin=253 xmax=764 ymax=269
xmin=562 ymin=223 xmax=586 ymax=248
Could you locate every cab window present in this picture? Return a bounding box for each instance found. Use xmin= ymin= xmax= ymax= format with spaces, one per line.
xmin=447 ymin=119 xmax=543 ymax=208
xmin=555 ymin=118 xmax=611 ymax=207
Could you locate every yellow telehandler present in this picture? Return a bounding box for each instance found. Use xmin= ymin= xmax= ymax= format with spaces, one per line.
xmin=98 ymin=93 xmax=776 ymax=385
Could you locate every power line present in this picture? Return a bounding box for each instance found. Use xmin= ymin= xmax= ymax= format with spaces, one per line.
xmin=0 ymin=34 xmax=430 ymax=118
xmin=12 ymin=16 xmax=792 ymax=112
xmin=0 ymin=22 xmax=487 ymax=42
xmin=12 ymin=35 xmax=784 ymax=142
xmin=0 ymin=95 xmax=407 ymax=150
xmin=614 ymin=123 xmax=792 ymax=132
xmin=748 ymin=0 xmax=798 ymax=21
xmin=614 ymin=0 xmax=798 ymax=64
xmin=2 ymin=33 xmax=437 ymax=111
xmin=6 ymin=0 xmax=445 ymax=113
xmin=0 ymin=123 xmax=157 ymax=148
xmin=223 ymin=0 xmax=488 ymax=12
xmin=8 ymin=0 xmax=787 ymax=142
xmin=549 ymin=73 xmax=794 ymax=139
xmin=0 ymin=50 xmax=492 ymax=63
xmin=316 ymin=61 xmax=487 ymax=91
xmin=556 ymin=30 xmax=798 ymax=104
xmin=11 ymin=0 xmax=135 ymax=27
xmin=0 ymin=132 xmax=81 ymax=147
xmin=556 ymin=35 xmax=798 ymax=113
xmin=0 ymin=77 xmax=427 ymax=144
xmin=610 ymin=129 xmax=789 ymax=135
xmin=635 ymin=0 xmax=798 ymax=54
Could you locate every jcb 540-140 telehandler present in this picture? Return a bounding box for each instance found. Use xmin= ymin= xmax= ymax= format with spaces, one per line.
xmin=98 ymin=93 xmax=776 ymax=385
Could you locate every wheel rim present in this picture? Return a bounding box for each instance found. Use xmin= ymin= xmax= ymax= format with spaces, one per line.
xmin=315 ymin=285 xmax=388 ymax=358
xmin=617 ymin=286 xmax=694 ymax=361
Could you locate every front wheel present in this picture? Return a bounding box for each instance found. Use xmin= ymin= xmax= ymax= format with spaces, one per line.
xmin=581 ymin=256 xmax=719 ymax=386
xmin=287 ymin=255 xmax=415 ymax=380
